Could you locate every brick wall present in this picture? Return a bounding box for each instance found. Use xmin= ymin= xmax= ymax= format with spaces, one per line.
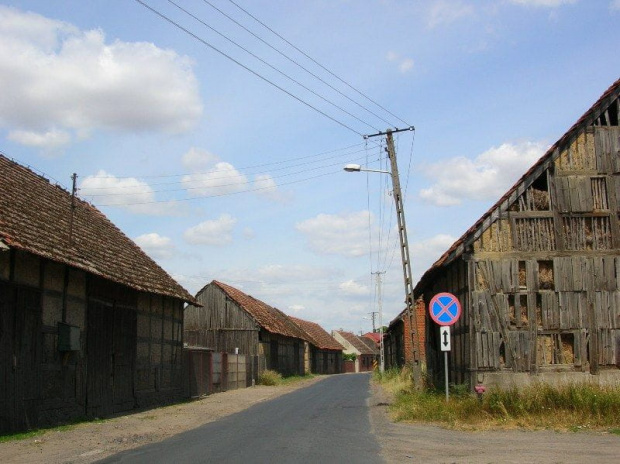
xmin=401 ymin=297 xmax=427 ymax=365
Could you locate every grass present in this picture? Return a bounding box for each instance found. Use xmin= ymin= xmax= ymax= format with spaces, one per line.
xmin=374 ymin=368 xmax=620 ymax=432
xmin=257 ymin=370 xmax=315 ymax=386
xmin=0 ymin=416 xmax=107 ymax=443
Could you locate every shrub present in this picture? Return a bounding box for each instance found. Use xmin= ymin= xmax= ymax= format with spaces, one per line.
xmin=258 ymin=370 xmax=282 ymax=386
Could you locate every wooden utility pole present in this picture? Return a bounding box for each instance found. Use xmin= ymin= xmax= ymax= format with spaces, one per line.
xmin=384 ymin=130 xmax=422 ymax=381
xmin=363 ymin=127 xmax=422 ymax=383
xmin=68 ymin=173 xmax=77 ymax=246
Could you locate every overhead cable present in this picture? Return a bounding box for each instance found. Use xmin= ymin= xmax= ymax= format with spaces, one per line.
xmin=133 ymin=0 xmax=364 ymax=136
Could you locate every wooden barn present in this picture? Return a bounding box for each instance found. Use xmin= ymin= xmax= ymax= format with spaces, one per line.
xmin=332 ymin=330 xmax=378 ymax=372
xmin=413 ymin=78 xmax=620 ymax=389
xmin=290 ymin=317 xmax=344 ymax=375
xmin=0 ymin=155 xmax=195 ymax=434
xmin=184 ymin=280 xmax=309 ymax=377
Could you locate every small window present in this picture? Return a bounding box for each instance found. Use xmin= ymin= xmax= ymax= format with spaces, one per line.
xmin=538 ymin=261 xmax=554 ymax=290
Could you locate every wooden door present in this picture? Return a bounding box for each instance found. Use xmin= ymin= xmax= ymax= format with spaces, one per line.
xmin=0 ymin=283 xmax=40 ymax=433
xmin=112 ymin=306 xmax=136 ymax=412
xmin=87 ymin=300 xmax=115 ymax=418
xmin=86 ymin=300 xmax=136 ymax=417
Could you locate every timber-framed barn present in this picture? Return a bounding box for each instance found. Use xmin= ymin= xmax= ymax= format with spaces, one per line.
xmin=0 ymin=155 xmax=195 ymax=433
xmin=411 ymin=78 xmax=620 ymax=388
xmin=184 ymin=280 xmax=309 ymax=378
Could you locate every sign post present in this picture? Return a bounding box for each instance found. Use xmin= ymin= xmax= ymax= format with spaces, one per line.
xmin=429 ymin=293 xmax=461 ymax=401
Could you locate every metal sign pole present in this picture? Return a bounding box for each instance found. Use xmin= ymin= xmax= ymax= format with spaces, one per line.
xmin=444 ymin=351 xmax=449 ymax=402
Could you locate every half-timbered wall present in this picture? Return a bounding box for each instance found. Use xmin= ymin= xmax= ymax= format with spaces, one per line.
xmin=0 ymin=249 xmax=185 ymax=433
xmin=423 ymin=124 xmax=620 ymax=388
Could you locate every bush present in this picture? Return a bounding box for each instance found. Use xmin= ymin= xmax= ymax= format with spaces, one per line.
xmin=258 ymin=370 xmax=282 ymax=386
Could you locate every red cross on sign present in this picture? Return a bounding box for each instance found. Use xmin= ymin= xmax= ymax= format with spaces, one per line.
xmin=429 ymin=292 xmax=462 ymax=326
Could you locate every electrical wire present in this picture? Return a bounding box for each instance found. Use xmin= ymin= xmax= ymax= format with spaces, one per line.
xmin=168 ymin=0 xmax=380 ymax=133
xmin=133 ymin=0 xmax=364 ymax=137
xmin=200 ymin=0 xmax=397 ymax=129
xmin=82 ymin=152 xmax=387 ymax=197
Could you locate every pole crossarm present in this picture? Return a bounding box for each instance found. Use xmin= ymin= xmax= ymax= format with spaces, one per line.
xmin=363 ymin=126 xmax=414 ymax=139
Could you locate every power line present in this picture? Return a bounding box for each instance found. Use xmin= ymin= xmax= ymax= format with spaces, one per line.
xmin=133 ymin=0 xmax=364 ymax=136
xmin=168 ymin=0 xmax=380 ymax=133
xmin=225 ymin=0 xmax=411 ymax=128
xmin=82 ymin=152 xmax=387 ymax=197
xmin=92 ymin=168 xmax=342 ymax=206
xmin=200 ymin=0 xmax=398 ymax=129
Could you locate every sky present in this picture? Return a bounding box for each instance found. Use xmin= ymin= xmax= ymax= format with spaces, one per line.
xmin=1 ymin=0 xmax=619 ymax=335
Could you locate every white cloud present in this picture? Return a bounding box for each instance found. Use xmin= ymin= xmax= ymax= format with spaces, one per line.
xmin=243 ymin=227 xmax=256 ymax=239
xmin=184 ymin=214 xmax=237 ymax=246
xmin=386 ymin=51 xmax=415 ymax=73
xmin=181 ymin=147 xmax=219 ymax=171
xmin=427 ymin=0 xmax=474 ymax=28
xmin=134 ymin=233 xmax=174 ymax=260
xmin=253 ymin=173 xmax=285 ymax=201
xmin=0 ymin=6 xmax=201 ymax=150
xmin=508 ymin=0 xmax=577 ymax=7
xmin=182 ymin=162 xmax=248 ymax=197
xmin=419 ymin=141 xmax=547 ymax=206
xmin=399 ymin=58 xmax=415 ymax=73
xmin=410 ymin=234 xmax=458 ymax=282
xmin=8 ymin=128 xmax=71 ymax=150
xmin=295 ymin=211 xmax=375 ymax=257
xmin=80 ymin=170 xmax=180 ymax=215
xmin=611 ymin=0 xmax=620 ymax=11
xmin=339 ymin=280 xmax=370 ymax=296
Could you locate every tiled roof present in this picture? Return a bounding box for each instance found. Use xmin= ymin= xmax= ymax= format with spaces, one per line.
xmin=335 ymin=330 xmax=378 ymax=355
xmin=0 ymin=155 xmax=194 ymax=303
xmin=415 ymin=77 xmax=620 ymax=293
xmin=290 ymin=317 xmax=343 ymax=351
xmin=362 ymin=332 xmax=381 ymax=345
xmin=211 ymin=281 xmax=308 ymax=340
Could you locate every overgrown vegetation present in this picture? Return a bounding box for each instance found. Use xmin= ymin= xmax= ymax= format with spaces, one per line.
xmin=342 ymin=353 xmax=357 ymax=361
xmin=0 ymin=416 xmax=105 ymax=443
xmin=374 ymin=368 xmax=620 ymax=432
xmin=257 ymin=370 xmax=315 ymax=386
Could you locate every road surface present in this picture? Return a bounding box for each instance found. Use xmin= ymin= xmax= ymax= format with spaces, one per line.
xmin=99 ymin=373 xmax=381 ymax=463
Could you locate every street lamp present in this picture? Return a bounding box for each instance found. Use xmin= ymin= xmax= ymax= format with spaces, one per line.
xmin=344 ymin=164 xmax=390 ymax=174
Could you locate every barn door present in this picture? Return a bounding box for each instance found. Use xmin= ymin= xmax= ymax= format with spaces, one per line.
xmin=87 ymin=301 xmax=136 ymax=417
xmin=0 ymin=283 xmax=41 ymax=433
xmin=112 ymin=306 xmax=136 ymax=412
xmin=87 ymin=300 xmax=115 ymax=418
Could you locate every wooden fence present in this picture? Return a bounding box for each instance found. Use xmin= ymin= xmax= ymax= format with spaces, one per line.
xmin=184 ymin=348 xmax=266 ymax=398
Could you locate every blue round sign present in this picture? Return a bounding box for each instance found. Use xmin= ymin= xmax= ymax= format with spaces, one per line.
xmin=429 ymin=292 xmax=461 ymax=326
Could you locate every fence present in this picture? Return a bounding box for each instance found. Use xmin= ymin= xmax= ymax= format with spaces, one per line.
xmin=184 ymin=348 xmax=266 ymax=398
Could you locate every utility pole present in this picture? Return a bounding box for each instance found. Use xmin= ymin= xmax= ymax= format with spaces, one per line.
xmin=372 ymin=271 xmax=386 ymax=373
xmin=367 ymin=311 xmax=378 ymax=333
xmin=69 ymin=173 xmax=77 ymax=246
xmin=364 ymin=127 xmax=422 ymax=384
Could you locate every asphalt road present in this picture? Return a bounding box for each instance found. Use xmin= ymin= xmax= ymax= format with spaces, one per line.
xmin=98 ymin=373 xmax=381 ymax=464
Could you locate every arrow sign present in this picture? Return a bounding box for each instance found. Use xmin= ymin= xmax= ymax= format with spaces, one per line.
xmin=440 ymin=326 xmax=451 ymax=351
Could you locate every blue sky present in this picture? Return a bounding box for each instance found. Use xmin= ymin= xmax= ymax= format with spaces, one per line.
xmin=1 ymin=0 xmax=619 ymax=334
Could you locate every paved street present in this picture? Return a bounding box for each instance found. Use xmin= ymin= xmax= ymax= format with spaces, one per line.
xmin=99 ymin=373 xmax=381 ymax=464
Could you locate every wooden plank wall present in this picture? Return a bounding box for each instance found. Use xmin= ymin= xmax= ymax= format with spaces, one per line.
xmin=184 ymin=284 xmax=260 ymax=356
xmin=421 ymin=122 xmax=620 ymax=386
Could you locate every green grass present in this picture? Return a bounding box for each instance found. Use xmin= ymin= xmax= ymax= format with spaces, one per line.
xmin=375 ymin=371 xmax=620 ymax=431
xmin=257 ymin=370 xmax=315 ymax=386
xmin=0 ymin=430 xmax=45 ymax=443
xmin=0 ymin=416 xmax=108 ymax=443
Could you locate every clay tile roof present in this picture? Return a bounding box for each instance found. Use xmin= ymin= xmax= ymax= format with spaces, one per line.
xmin=414 ymin=77 xmax=620 ymax=293
xmin=335 ymin=330 xmax=378 ymax=355
xmin=212 ymin=281 xmax=308 ymax=340
xmin=0 ymin=155 xmax=194 ymax=303
xmin=290 ymin=317 xmax=344 ymax=351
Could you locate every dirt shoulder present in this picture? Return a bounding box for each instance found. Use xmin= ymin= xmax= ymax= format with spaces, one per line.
xmin=368 ymin=381 xmax=620 ymax=464
xmin=0 ymin=376 xmax=324 ymax=464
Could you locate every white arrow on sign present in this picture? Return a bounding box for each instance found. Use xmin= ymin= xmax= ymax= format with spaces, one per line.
xmin=440 ymin=326 xmax=451 ymax=352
